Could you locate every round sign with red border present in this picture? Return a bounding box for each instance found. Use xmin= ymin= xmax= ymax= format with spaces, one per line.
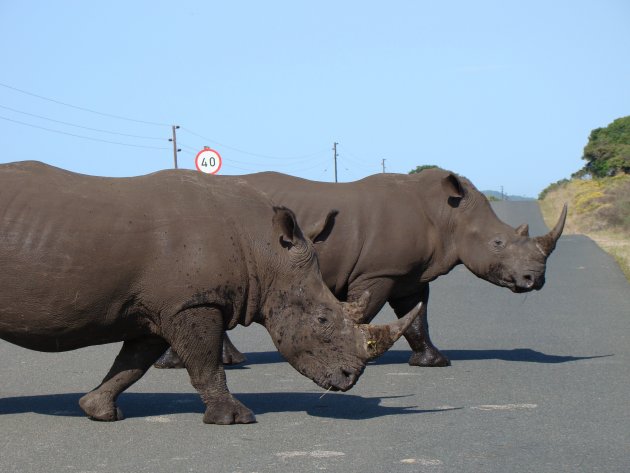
xmin=195 ymin=148 xmax=222 ymax=174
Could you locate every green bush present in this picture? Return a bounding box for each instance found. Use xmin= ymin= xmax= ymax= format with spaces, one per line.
xmin=581 ymin=116 xmax=630 ymax=177
xmin=409 ymin=165 xmax=438 ymax=174
xmin=538 ymin=178 xmax=570 ymax=200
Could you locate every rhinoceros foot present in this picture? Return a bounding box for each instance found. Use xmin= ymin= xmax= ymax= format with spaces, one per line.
xmin=203 ymin=395 xmax=256 ymax=425
xmin=221 ymin=337 xmax=247 ymax=366
xmin=79 ymin=392 xmax=124 ymax=421
xmin=153 ymin=348 xmax=186 ymax=369
xmin=408 ymin=349 xmax=451 ymax=367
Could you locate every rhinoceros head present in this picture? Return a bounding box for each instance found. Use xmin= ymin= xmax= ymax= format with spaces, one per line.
xmin=440 ymin=172 xmax=567 ymax=293
xmin=261 ymin=207 xmax=420 ymax=391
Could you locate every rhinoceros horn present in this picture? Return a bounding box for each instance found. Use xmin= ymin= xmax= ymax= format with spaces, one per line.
xmin=357 ymin=302 xmax=422 ymax=361
xmin=342 ymin=291 xmax=371 ymax=323
xmin=534 ymin=203 xmax=568 ymax=257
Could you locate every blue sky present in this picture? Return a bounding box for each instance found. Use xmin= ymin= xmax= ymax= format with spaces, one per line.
xmin=1 ymin=1 xmax=629 ymax=197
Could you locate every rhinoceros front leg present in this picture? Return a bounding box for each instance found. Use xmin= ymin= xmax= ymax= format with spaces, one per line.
xmin=389 ymin=284 xmax=451 ymax=367
xmin=79 ymin=336 xmax=169 ymax=421
xmin=162 ymin=306 xmax=256 ymax=424
xmin=154 ymin=334 xmax=246 ymax=369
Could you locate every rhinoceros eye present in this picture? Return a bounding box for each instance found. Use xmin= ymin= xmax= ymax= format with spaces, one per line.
xmin=317 ymin=316 xmax=328 ymax=324
xmin=491 ymin=236 xmax=506 ymax=249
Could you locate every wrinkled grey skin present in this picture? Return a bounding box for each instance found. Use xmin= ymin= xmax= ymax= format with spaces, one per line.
xmin=0 ymin=161 xmax=419 ymax=424
xmin=158 ymin=167 xmax=566 ymax=369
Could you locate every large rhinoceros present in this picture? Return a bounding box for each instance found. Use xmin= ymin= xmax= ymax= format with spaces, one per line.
xmin=158 ymin=167 xmax=566 ymax=369
xmin=0 ymin=161 xmax=420 ymax=424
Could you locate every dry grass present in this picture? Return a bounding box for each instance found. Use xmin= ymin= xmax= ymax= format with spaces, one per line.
xmin=539 ymin=175 xmax=630 ymax=282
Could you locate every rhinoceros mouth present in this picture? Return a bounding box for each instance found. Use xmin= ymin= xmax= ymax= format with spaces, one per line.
xmin=506 ymin=278 xmax=544 ymax=293
xmin=294 ymin=352 xmax=366 ymax=392
xmin=316 ymin=365 xmax=366 ymax=392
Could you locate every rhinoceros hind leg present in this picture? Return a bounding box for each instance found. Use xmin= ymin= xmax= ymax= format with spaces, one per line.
xmin=153 ymin=347 xmax=186 ymax=369
xmin=163 ymin=306 xmax=256 ymax=424
xmin=79 ymin=336 xmax=169 ymax=421
xmin=408 ymin=348 xmax=451 ymax=367
xmin=389 ymin=286 xmax=451 ymax=368
xmin=79 ymin=394 xmax=125 ymax=421
xmin=222 ymin=335 xmax=247 ymax=365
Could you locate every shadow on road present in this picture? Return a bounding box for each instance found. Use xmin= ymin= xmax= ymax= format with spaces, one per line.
xmin=0 ymin=392 xmax=456 ymax=420
xmin=230 ymin=349 xmax=610 ymax=366
xmin=371 ymin=348 xmax=610 ymax=365
xmin=443 ymin=348 xmax=612 ymax=364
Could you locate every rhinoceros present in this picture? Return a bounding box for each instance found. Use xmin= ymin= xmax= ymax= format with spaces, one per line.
xmin=156 ymin=167 xmax=566 ymax=369
xmin=0 ymin=161 xmax=420 ymax=424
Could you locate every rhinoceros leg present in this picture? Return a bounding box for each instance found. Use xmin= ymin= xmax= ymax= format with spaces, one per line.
xmin=221 ymin=335 xmax=247 ymax=365
xmin=154 ymin=335 xmax=247 ymax=369
xmin=389 ymin=284 xmax=451 ymax=367
xmin=162 ymin=306 xmax=256 ymax=425
xmin=79 ymin=336 xmax=169 ymax=421
xmin=153 ymin=347 xmax=186 ymax=369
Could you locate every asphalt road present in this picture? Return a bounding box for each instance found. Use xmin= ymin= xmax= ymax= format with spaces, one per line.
xmin=1 ymin=202 xmax=629 ymax=473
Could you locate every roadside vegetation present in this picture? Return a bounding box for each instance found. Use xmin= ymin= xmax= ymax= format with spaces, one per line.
xmin=539 ymin=116 xmax=630 ymax=281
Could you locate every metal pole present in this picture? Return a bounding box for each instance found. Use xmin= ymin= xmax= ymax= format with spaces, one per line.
xmin=170 ymin=125 xmax=180 ymax=169
xmin=382 ymin=158 xmax=386 ymax=173
xmin=333 ymin=142 xmax=338 ymax=183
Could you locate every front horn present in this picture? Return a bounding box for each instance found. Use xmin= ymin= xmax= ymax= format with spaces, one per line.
xmin=534 ymin=203 xmax=568 ymax=256
xmin=357 ymin=302 xmax=422 ymax=361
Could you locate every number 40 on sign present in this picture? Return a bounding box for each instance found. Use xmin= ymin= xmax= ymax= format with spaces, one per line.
xmin=195 ymin=148 xmax=222 ymax=174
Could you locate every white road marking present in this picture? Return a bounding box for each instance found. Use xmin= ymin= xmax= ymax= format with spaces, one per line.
xmin=310 ymin=451 xmax=345 ymax=458
xmin=276 ymin=450 xmax=345 ymax=460
xmin=471 ymin=403 xmax=538 ymax=411
xmin=386 ymin=372 xmax=423 ymax=376
xmin=145 ymin=415 xmax=172 ymax=422
xmin=400 ymin=458 xmax=443 ymax=465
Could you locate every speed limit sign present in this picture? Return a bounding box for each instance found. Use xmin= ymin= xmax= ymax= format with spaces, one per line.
xmin=195 ymin=148 xmax=222 ymax=174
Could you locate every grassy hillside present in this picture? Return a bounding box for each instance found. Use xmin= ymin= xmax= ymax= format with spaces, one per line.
xmin=539 ymin=175 xmax=630 ymax=281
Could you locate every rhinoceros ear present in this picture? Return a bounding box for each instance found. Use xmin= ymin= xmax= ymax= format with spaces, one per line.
xmin=305 ymin=209 xmax=338 ymax=244
xmin=515 ymin=223 xmax=529 ymax=237
xmin=441 ymin=173 xmax=465 ymax=206
xmin=272 ymin=206 xmax=306 ymax=248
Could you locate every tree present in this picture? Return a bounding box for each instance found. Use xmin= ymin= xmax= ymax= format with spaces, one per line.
xmin=409 ymin=165 xmax=438 ymax=174
xmin=578 ymin=116 xmax=630 ymax=178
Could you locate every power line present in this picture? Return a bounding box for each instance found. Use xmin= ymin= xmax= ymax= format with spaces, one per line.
xmin=0 ymin=114 xmax=169 ymax=150
xmin=0 ymin=81 xmax=170 ymax=127
xmin=0 ymin=104 xmax=166 ymax=140
xmin=336 ymin=144 xmax=381 ymax=170
xmin=180 ymin=127 xmax=328 ymax=161
xmin=0 ymin=82 xmax=330 ymax=164
xmin=0 ymin=82 xmax=338 ymax=171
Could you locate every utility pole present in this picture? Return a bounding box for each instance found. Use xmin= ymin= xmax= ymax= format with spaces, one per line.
xmin=500 ymin=185 xmax=505 ymax=200
xmin=381 ymin=158 xmax=386 ymax=173
xmin=333 ymin=142 xmax=338 ymax=183
xmin=169 ymin=125 xmax=181 ymax=169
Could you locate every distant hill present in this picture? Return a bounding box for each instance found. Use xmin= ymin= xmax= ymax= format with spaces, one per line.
xmin=482 ymin=190 xmax=535 ymax=201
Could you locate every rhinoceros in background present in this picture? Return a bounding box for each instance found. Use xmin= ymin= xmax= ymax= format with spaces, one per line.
xmin=0 ymin=161 xmax=420 ymax=425
xmin=157 ymin=167 xmax=566 ymax=369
